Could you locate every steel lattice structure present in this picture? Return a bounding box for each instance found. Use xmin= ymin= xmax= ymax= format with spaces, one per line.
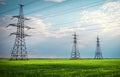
xmin=71 ymin=32 xmax=80 ymax=59
xmin=94 ymin=36 xmax=103 ymax=59
xmin=8 ymin=4 xmax=31 ymax=60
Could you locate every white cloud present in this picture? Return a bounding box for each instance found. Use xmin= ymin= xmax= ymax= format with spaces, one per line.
xmin=73 ymin=1 xmax=120 ymax=50
xmin=0 ymin=1 xmax=120 ymax=58
xmin=78 ymin=1 xmax=120 ymax=38
xmin=0 ymin=1 xmax=119 ymax=48
xmin=0 ymin=15 xmax=84 ymax=46
xmin=44 ymin=0 xmax=66 ymax=3
xmin=101 ymin=1 xmax=120 ymax=12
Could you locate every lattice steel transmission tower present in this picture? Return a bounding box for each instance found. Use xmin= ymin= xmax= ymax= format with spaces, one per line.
xmin=8 ymin=4 xmax=31 ymax=60
xmin=94 ymin=36 xmax=103 ymax=59
xmin=71 ymin=32 xmax=80 ymax=59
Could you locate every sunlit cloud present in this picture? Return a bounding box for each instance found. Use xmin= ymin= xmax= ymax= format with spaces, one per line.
xmin=77 ymin=1 xmax=120 ymax=37
xmin=0 ymin=1 xmax=119 ymax=58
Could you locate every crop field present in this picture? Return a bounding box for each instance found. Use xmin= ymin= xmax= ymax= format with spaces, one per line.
xmin=0 ymin=59 xmax=120 ymax=77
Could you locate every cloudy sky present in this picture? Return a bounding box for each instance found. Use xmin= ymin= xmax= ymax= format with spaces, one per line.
xmin=0 ymin=0 xmax=120 ymax=58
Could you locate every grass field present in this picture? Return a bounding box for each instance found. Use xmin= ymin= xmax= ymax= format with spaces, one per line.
xmin=0 ymin=59 xmax=120 ymax=77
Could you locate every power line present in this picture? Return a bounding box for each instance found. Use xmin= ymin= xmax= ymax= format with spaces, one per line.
xmin=0 ymin=0 xmax=75 ymax=15
xmin=1 ymin=12 xmax=119 ymax=29
xmin=51 ymin=14 xmax=120 ymax=27
xmin=0 ymin=7 xmax=18 ymax=15
xmin=50 ymin=20 xmax=120 ymax=31
xmin=25 ymin=0 xmax=78 ymax=15
xmin=1 ymin=0 xmax=119 ymax=16
xmin=39 ymin=0 xmax=119 ymax=19
xmin=25 ymin=0 xmax=105 ymax=17
xmin=1 ymin=0 xmax=119 ymax=19
xmin=1 ymin=9 xmax=119 ymax=28
xmin=40 ymin=0 xmax=105 ymax=19
xmin=26 ymin=0 xmax=119 ymax=19
xmin=0 ymin=0 xmax=40 ymax=15
xmin=45 ymin=1 xmax=119 ymax=19
xmin=1 ymin=0 xmax=119 ymax=29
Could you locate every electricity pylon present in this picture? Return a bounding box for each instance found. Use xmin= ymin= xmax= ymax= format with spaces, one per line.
xmin=71 ymin=32 xmax=80 ymax=59
xmin=8 ymin=4 xmax=32 ymax=60
xmin=94 ymin=36 xmax=103 ymax=59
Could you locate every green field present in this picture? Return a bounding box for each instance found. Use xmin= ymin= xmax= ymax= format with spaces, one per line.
xmin=0 ymin=59 xmax=120 ymax=77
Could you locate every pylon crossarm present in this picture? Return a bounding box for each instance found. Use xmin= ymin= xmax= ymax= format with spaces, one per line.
xmin=12 ymin=16 xmax=19 ymax=18
xmin=12 ymin=16 xmax=30 ymax=20
xmin=24 ymin=34 xmax=31 ymax=37
xmin=10 ymin=32 xmax=18 ymax=36
xmin=7 ymin=24 xmax=33 ymax=29
xmin=10 ymin=32 xmax=30 ymax=37
xmin=24 ymin=26 xmax=34 ymax=29
xmin=7 ymin=24 xmax=16 ymax=27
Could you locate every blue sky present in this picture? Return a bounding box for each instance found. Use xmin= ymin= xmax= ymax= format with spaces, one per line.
xmin=0 ymin=0 xmax=120 ymax=58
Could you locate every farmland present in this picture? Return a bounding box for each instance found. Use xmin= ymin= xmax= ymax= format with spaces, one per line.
xmin=0 ymin=59 xmax=120 ymax=77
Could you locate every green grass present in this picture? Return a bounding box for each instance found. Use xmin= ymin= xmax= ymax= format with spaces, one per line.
xmin=0 ymin=59 xmax=120 ymax=77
